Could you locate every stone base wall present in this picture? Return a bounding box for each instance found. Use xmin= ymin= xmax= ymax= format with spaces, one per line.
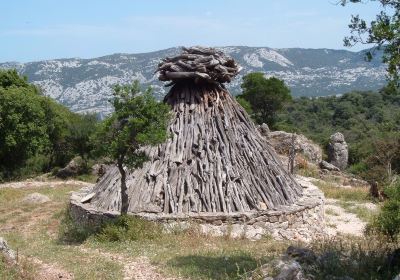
xmin=69 ymin=176 xmax=324 ymax=242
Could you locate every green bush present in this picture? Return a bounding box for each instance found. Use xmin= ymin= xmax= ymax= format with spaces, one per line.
xmin=347 ymin=162 xmax=368 ymax=176
xmin=370 ymin=182 xmax=400 ymax=239
xmin=58 ymin=208 xmax=97 ymax=244
xmin=96 ymin=215 xmax=162 ymax=242
xmin=17 ymin=154 xmax=51 ymax=179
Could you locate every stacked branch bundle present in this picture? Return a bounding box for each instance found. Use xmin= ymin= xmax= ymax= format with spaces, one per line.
xmin=157 ymin=46 xmax=240 ymax=84
xmin=85 ymin=47 xmax=302 ymax=214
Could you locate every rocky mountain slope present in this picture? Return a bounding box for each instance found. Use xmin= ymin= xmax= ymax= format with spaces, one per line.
xmin=0 ymin=46 xmax=387 ymax=116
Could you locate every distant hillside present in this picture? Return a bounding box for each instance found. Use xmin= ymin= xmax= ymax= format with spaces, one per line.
xmin=0 ymin=46 xmax=387 ymax=116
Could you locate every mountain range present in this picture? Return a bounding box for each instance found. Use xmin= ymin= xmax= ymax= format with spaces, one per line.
xmin=0 ymin=46 xmax=387 ymax=117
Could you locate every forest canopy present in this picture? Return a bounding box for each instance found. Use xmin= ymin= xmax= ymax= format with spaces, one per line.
xmin=275 ymin=87 xmax=400 ymax=183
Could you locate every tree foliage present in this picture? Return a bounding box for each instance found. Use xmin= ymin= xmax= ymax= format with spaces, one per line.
xmin=0 ymin=69 xmax=99 ymax=180
xmin=239 ymin=73 xmax=292 ymax=127
xmin=0 ymin=85 xmax=49 ymax=177
xmin=276 ymin=89 xmax=400 ymax=183
xmin=0 ymin=69 xmax=32 ymax=89
xmin=342 ymin=0 xmax=400 ymax=87
xmin=94 ymin=81 xmax=171 ymax=214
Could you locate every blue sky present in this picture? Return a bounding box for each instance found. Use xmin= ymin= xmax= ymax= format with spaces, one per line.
xmin=0 ymin=0 xmax=383 ymax=62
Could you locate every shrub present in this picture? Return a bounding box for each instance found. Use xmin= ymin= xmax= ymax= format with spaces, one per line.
xmin=96 ymin=215 xmax=162 ymax=242
xmin=370 ymin=181 xmax=400 ymax=239
xmin=58 ymin=208 xmax=97 ymax=244
xmin=347 ymin=162 xmax=368 ymax=176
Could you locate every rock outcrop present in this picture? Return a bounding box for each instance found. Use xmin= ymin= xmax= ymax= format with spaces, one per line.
xmin=22 ymin=193 xmax=51 ymax=204
xmin=56 ymin=156 xmax=86 ymax=179
xmin=328 ymin=132 xmax=348 ymax=170
xmin=258 ymin=123 xmax=270 ymax=136
xmin=319 ymin=160 xmax=340 ymax=172
xmin=263 ymin=130 xmax=322 ymax=164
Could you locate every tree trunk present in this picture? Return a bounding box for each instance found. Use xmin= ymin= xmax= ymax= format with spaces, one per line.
xmin=117 ymin=157 xmax=129 ymax=215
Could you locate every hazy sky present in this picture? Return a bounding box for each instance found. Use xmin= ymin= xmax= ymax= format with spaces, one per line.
xmin=0 ymin=0 xmax=383 ymax=62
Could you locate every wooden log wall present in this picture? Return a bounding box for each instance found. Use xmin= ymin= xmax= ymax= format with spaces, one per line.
xmin=88 ymin=82 xmax=302 ymax=214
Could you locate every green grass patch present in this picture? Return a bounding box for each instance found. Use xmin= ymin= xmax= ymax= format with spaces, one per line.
xmin=166 ymin=252 xmax=262 ymax=280
xmin=96 ymin=215 xmax=162 ymax=242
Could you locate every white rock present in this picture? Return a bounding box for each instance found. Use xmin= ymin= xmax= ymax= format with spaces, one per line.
xmin=22 ymin=193 xmax=51 ymax=204
xmin=0 ymin=237 xmax=16 ymax=263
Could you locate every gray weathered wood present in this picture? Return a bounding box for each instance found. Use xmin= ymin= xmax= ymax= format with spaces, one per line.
xmin=87 ymin=47 xmax=302 ymax=214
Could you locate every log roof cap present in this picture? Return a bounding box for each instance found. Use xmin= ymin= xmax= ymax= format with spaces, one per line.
xmin=157 ymin=46 xmax=241 ymax=84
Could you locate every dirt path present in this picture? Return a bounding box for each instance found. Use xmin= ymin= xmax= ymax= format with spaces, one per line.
xmin=28 ymin=257 xmax=74 ymax=280
xmin=324 ymin=198 xmax=378 ymax=236
xmin=80 ymin=247 xmax=184 ymax=280
xmin=0 ymin=179 xmax=94 ymax=189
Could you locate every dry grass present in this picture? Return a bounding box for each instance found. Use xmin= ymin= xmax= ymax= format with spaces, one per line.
xmin=306 ymin=235 xmax=400 ymax=280
xmin=0 ymin=258 xmax=37 ymax=280
xmin=0 ymin=185 xmax=124 ymax=279
xmin=296 ymin=162 xmax=319 ymax=178
xmin=0 ymin=183 xmax=290 ymax=280
xmin=312 ymin=180 xmax=370 ymax=202
xmin=81 ymin=220 xmax=290 ymax=279
xmin=0 ymin=181 xmax=398 ymax=280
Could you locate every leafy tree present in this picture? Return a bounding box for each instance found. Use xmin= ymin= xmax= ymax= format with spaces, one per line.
xmin=67 ymin=114 xmax=98 ymax=160
xmin=239 ymin=73 xmax=292 ymax=127
xmin=236 ymin=96 xmax=253 ymax=115
xmin=0 ymin=86 xmax=50 ymax=177
xmin=363 ymin=132 xmax=400 ymax=183
xmin=94 ymin=81 xmax=171 ymax=214
xmin=0 ymin=69 xmax=100 ymax=180
xmin=341 ymin=0 xmax=400 ymax=87
xmin=0 ymin=69 xmax=32 ymax=89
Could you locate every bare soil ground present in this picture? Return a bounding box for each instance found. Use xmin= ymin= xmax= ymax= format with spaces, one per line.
xmin=324 ymin=198 xmax=378 ymax=236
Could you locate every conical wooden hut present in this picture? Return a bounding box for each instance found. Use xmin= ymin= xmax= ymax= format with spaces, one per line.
xmin=78 ymin=47 xmax=303 ymax=215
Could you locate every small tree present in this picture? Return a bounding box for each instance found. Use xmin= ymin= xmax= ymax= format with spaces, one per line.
xmin=95 ymin=81 xmax=171 ymax=214
xmin=239 ymin=73 xmax=291 ymax=127
xmin=341 ymin=0 xmax=400 ymax=88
